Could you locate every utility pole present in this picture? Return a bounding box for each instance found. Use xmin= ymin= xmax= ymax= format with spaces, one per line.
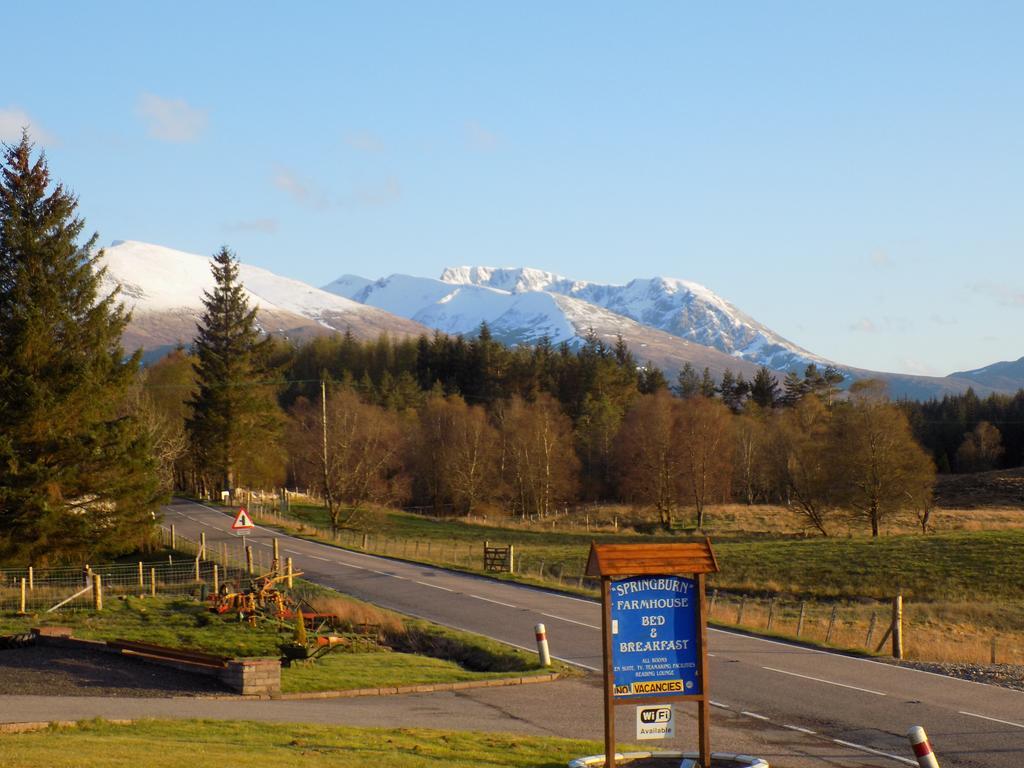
xmin=321 ymin=378 xmax=334 ymax=526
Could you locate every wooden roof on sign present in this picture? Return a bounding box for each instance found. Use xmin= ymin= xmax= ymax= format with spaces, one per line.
xmin=586 ymin=539 xmax=719 ymax=577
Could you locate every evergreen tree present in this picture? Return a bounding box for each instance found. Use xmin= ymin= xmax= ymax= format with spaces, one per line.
xmin=749 ymin=366 xmax=779 ymax=408
xmin=186 ymin=247 xmax=282 ymax=496
xmin=780 ymin=371 xmax=806 ymax=406
xmin=699 ymin=367 xmax=717 ymax=398
xmin=0 ymin=133 xmax=160 ymax=563
xmin=675 ymin=362 xmax=701 ymax=399
xmin=637 ymin=362 xmax=669 ymax=394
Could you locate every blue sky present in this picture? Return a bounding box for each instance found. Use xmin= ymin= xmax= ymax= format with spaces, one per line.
xmin=4 ymin=2 xmax=1022 ymax=376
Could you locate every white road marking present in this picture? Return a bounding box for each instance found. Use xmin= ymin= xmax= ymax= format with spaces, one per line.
xmin=540 ymin=612 xmax=599 ymax=630
xmin=338 ymin=562 xmax=366 ymax=570
xmin=741 ymin=711 xmax=770 ymax=721
xmin=782 ymin=724 xmax=817 ymax=735
xmin=284 ymin=549 xmax=300 ymax=554
xmin=416 ymin=581 xmax=454 ymax=592
xmin=762 ymin=666 xmax=887 ymax=696
xmin=832 ymin=738 xmax=916 ymax=766
xmin=369 ymin=569 xmax=391 ymax=575
xmin=709 ymin=701 xmax=730 ymax=709
xmin=470 ymin=594 xmax=517 ymax=608
xmin=958 ymin=710 xmax=1024 ymax=729
xmin=709 ymin=626 xmax=1013 ymax=692
xmin=310 ymin=555 xmax=328 ymax=561
xmin=708 ymin=652 xmax=716 ymax=657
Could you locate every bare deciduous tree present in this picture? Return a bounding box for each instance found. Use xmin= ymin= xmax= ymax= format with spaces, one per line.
xmin=288 ymin=386 xmax=408 ymax=529
xmin=499 ymin=394 xmax=579 ymax=518
xmin=830 ymin=381 xmax=935 ymax=537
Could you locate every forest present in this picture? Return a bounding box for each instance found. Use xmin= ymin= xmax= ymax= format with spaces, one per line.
xmin=141 ymin=312 xmax=999 ymax=538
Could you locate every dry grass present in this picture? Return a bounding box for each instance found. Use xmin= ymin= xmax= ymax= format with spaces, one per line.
xmin=303 ymin=594 xmax=405 ymax=635
xmin=709 ymin=592 xmax=1024 ymax=665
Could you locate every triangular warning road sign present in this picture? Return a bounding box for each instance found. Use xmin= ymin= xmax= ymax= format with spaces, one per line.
xmin=231 ymin=508 xmax=255 ymax=530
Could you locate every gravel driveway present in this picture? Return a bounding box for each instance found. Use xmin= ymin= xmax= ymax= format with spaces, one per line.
xmin=0 ymin=644 xmax=231 ymax=697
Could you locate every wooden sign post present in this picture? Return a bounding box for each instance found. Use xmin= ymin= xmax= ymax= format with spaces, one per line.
xmin=586 ymin=539 xmax=719 ymax=768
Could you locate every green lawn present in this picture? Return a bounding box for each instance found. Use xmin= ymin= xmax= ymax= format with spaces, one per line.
xmin=0 ymin=588 xmax=555 ymax=693
xmin=265 ymin=504 xmax=1024 ymax=602
xmin=281 ymin=651 xmax=531 ymax=693
xmin=0 ymin=719 xmax=600 ymax=768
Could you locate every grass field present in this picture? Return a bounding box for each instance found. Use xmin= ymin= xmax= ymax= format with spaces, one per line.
xmin=0 ymin=586 xmax=554 ymax=693
xmin=236 ymin=497 xmax=1024 ymax=665
xmin=0 ymin=719 xmax=600 ymax=768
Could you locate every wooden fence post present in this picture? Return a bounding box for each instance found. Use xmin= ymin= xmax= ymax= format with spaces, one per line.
xmin=990 ymin=636 xmax=998 ymax=665
xmin=766 ymin=598 xmax=776 ymax=631
xmin=709 ymin=589 xmax=718 ymax=617
xmin=212 ymin=564 xmax=219 ymax=594
xmin=736 ymin=596 xmax=747 ymax=625
xmin=19 ymin=578 xmax=26 ymax=615
xmin=825 ymin=605 xmax=838 ymax=644
xmin=199 ymin=532 xmax=206 ymax=559
xmin=273 ymin=539 xmax=280 ymax=574
xmin=93 ymin=573 xmax=103 ymax=611
xmin=150 ymin=567 xmax=156 ymax=597
xmin=170 ymin=525 xmax=176 ymax=550
xmin=28 ymin=566 xmax=33 ymax=591
xmin=865 ymin=612 xmax=877 ymax=647
xmin=246 ymin=546 xmax=254 ymax=575
xmin=892 ymin=594 xmax=903 ymax=660
xmin=194 ymin=556 xmax=201 ymax=582
xmin=796 ymin=602 xmax=807 ymax=637
xmin=138 ymin=561 xmax=144 ymax=588
xmin=286 ymin=557 xmax=293 ymax=588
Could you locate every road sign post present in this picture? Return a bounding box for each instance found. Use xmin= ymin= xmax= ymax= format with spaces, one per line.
xmin=231 ymin=507 xmax=255 ymax=536
xmin=587 ymin=540 xmax=719 ymax=768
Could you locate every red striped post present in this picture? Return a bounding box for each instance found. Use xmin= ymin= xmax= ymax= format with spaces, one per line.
xmin=534 ymin=622 xmax=551 ymax=667
xmin=907 ymin=726 xmax=940 ymax=768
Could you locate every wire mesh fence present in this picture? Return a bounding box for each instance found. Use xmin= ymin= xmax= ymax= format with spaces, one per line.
xmin=0 ymin=529 xmax=251 ymax=614
xmin=207 ymin=502 xmax=1024 ymax=667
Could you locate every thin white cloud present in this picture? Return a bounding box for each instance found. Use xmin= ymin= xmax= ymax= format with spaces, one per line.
xmin=466 ymin=120 xmax=500 ymax=151
xmin=137 ymin=93 xmax=207 ymax=143
xmin=849 ymin=316 xmax=911 ymax=333
xmin=343 ymin=131 xmax=385 ymax=153
xmin=0 ymin=106 xmax=57 ymax=145
xmin=899 ymin=358 xmax=940 ymax=376
xmin=869 ymin=250 xmax=892 ymax=268
xmin=347 ymin=176 xmax=402 ymax=207
xmin=850 ymin=318 xmax=880 ymax=333
xmin=273 ymin=166 xmax=330 ymax=210
xmin=226 ymin=218 xmax=278 ymax=234
xmin=971 ymin=281 xmax=1024 ymax=308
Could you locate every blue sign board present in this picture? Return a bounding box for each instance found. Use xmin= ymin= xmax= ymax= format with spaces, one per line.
xmin=610 ymin=575 xmax=701 ymax=698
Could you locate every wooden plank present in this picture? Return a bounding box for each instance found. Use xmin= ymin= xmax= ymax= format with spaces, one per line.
xmin=587 ymin=539 xmax=719 ymax=577
xmin=601 ymin=578 xmax=617 ymax=768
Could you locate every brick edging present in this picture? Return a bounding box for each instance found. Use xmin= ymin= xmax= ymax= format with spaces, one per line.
xmin=192 ymin=671 xmax=561 ymax=701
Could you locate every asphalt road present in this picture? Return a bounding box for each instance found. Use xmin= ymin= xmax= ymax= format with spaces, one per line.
xmin=158 ymin=499 xmax=1024 ymax=767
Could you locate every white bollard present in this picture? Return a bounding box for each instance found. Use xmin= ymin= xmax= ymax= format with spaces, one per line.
xmin=907 ymin=726 xmax=940 ymax=768
xmin=534 ymin=622 xmax=551 ymax=667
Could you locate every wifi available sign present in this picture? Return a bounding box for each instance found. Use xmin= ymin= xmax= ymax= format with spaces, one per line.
xmin=636 ymin=705 xmax=675 ymax=740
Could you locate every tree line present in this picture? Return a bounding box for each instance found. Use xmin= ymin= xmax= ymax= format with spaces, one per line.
xmin=152 ymin=253 xmax=939 ymax=538
xmin=900 ymin=389 xmax=1024 ymax=473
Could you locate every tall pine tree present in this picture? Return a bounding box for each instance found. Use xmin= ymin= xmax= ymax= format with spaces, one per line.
xmin=186 ymin=247 xmax=282 ymax=496
xmin=0 ymin=133 xmax=160 ymax=564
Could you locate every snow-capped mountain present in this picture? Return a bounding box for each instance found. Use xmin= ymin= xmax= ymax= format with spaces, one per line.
xmin=324 ymin=271 xmax=775 ymax=381
xmin=98 ymin=241 xmax=427 ymax=359
xmin=437 ymin=267 xmax=828 ymax=372
xmin=332 ymin=266 xmax=827 ymax=372
xmin=327 ymin=265 xmax=1016 ymax=398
